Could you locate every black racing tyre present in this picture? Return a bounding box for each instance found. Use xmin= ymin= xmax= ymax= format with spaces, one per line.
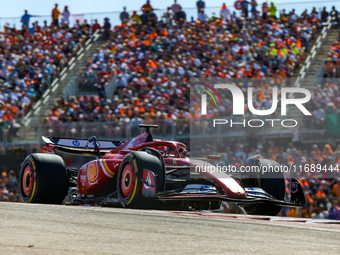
xmin=19 ymin=153 xmax=68 ymax=204
xmin=244 ymin=159 xmax=285 ymax=216
xmin=117 ymin=151 xmax=165 ymax=208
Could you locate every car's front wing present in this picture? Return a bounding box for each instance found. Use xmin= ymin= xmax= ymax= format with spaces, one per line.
xmin=156 ymin=178 xmax=305 ymax=208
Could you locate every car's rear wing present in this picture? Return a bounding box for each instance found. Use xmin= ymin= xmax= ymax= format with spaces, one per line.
xmin=41 ymin=136 xmax=124 ymax=156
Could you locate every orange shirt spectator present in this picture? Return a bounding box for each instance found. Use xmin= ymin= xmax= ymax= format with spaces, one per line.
xmin=35 ymin=26 xmax=45 ymax=36
xmin=332 ymin=181 xmax=340 ymax=197
xmin=52 ymin=3 xmax=61 ymax=26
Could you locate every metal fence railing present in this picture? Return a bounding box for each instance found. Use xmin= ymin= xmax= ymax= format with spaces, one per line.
xmin=1 ymin=117 xmax=338 ymax=154
xmin=0 ymin=117 xmax=338 ymax=156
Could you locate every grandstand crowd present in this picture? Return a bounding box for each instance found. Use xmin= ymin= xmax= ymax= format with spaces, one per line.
xmin=1 ymin=1 xmax=337 ymax=133
xmin=0 ymin=4 xmax=91 ymax=138
xmin=49 ymin=1 xmax=320 ymax=132
xmin=1 ymin=1 xmax=340 ymax=218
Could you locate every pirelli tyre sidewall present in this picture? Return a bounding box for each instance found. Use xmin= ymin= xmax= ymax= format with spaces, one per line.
xmin=244 ymin=159 xmax=285 ymax=216
xmin=19 ymin=153 xmax=68 ymax=204
xmin=117 ymin=151 xmax=164 ymax=208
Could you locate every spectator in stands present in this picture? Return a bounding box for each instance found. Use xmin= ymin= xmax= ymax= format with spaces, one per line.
xmin=97 ymin=82 xmax=107 ymax=99
xmin=328 ymin=199 xmax=340 ymax=219
xmin=141 ymin=0 xmax=153 ymax=13
xmin=163 ymin=7 xmax=173 ymax=25
xmin=241 ymin=0 xmax=250 ymax=18
xmin=52 ymin=3 xmax=61 ymax=26
xmin=61 ymin=5 xmax=70 ymax=25
xmin=196 ymin=0 xmax=205 ymax=13
xmin=313 ymin=105 xmax=325 ymax=128
xmin=220 ymin=3 xmax=230 ymax=21
xmin=42 ymin=20 xmax=49 ymax=31
xmin=92 ymin=19 xmax=101 ymax=31
xmin=171 ymin=0 xmax=181 ymax=14
xmin=280 ymin=9 xmax=288 ymax=22
xmin=175 ymin=6 xmax=186 ymax=24
xmin=29 ymin=22 xmax=36 ymax=35
xmin=198 ymin=9 xmax=208 ymax=22
xmin=324 ymin=60 xmax=336 ymax=78
xmin=250 ymin=0 xmax=258 ymax=18
xmin=130 ymin=113 xmax=143 ymax=136
xmin=268 ymin=1 xmax=277 ymax=19
xmin=73 ymin=19 xmax=81 ymax=28
xmin=140 ymin=10 xmax=149 ymax=24
xmin=288 ymin=9 xmax=298 ymax=23
xmin=332 ymin=179 xmax=340 ymax=198
xmin=147 ymin=9 xmax=158 ymax=27
xmin=5 ymin=170 xmax=18 ymax=202
xmin=235 ymin=144 xmax=247 ymax=161
xmin=301 ymin=28 xmax=310 ymax=50
xmin=120 ymin=7 xmax=130 ymax=25
xmin=20 ymin=9 xmax=40 ymax=28
xmin=82 ymin=19 xmax=91 ymax=31
xmin=130 ymin=10 xmax=141 ymax=25
xmin=330 ymin=6 xmax=339 ymax=25
xmin=311 ymin=7 xmax=319 ymax=21
xmin=103 ymin=17 xmax=111 ymax=40
xmin=320 ymin=7 xmax=329 ymax=23
xmin=0 ymin=181 xmax=9 ymax=202
xmin=261 ymin=2 xmax=268 ymax=20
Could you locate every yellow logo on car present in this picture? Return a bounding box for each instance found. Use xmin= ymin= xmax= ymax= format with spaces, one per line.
xmin=88 ymin=162 xmax=98 ymax=184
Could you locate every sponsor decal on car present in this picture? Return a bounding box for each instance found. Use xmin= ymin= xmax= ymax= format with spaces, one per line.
xmin=80 ymin=175 xmax=86 ymax=182
xmin=87 ymin=162 xmax=98 ymax=185
xmin=99 ymin=159 xmax=115 ymax=177
xmin=143 ymin=172 xmax=152 ymax=190
xmin=142 ymin=169 xmax=156 ymax=197
xmin=106 ymin=197 xmax=120 ymax=203
xmin=72 ymin=140 xmax=80 ymax=147
xmin=181 ymin=184 xmax=217 ymax=194
xmin=199 ymin=185 xmax=214 ymax=193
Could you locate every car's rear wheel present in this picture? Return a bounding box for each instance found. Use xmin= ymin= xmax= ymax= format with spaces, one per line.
xmin=243 ymin=159 xmax=285 ymax=216
xmin=19 ymin=153 xmax=68 ymax=204
xmin=117 ymin=151 xmax=165 ymax=208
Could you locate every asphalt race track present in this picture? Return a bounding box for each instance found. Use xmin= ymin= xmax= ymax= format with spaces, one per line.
xmin=0 ymin=202 xmax=339 ymax=255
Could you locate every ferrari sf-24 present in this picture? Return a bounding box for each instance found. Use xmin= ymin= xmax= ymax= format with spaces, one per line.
xmin=19 ymin=124 xmax=305 ymax=215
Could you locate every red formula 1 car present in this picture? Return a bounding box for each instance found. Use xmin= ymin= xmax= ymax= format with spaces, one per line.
xmin=19 ymin=124 xmax=305 ymax=216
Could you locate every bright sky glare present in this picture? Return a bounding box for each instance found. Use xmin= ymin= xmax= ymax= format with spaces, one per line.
xmin=0 ymin=0 xmax=334 ymax=18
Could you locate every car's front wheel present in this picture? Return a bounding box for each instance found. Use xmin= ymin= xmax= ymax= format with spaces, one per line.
xmin=117 ymin=151 xmax=165 ymax=208
xmin=243 ymin=159 xmax=285 ymax=216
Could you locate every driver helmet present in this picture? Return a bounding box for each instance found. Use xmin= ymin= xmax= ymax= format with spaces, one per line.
xmin=152 ymin=145 xmax=167 ymax=154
